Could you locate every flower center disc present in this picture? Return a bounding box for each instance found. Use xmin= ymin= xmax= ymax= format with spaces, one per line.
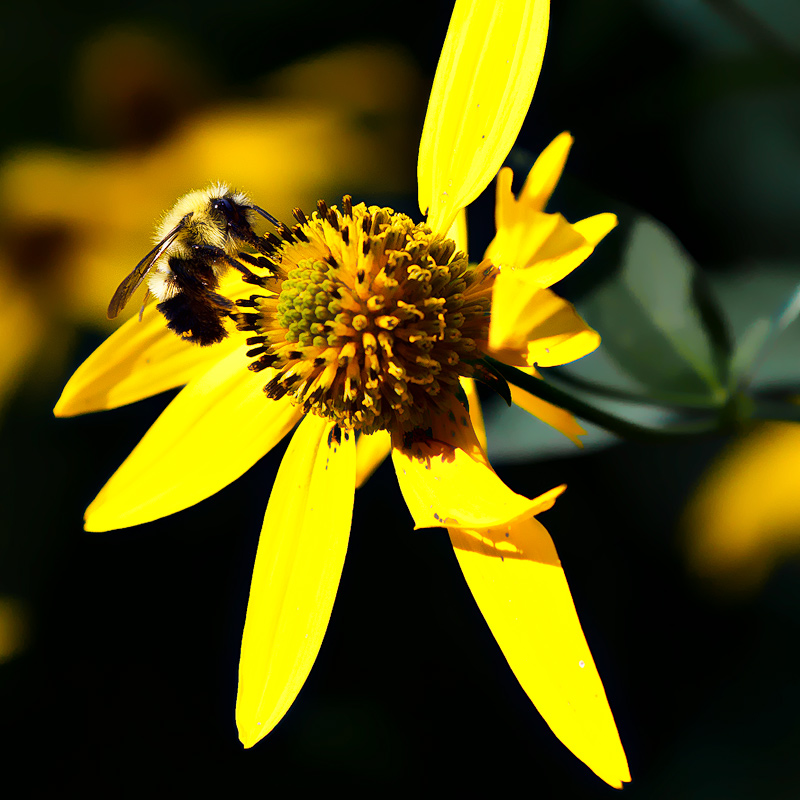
xmin=237 ymin=198 xmax=495 ymax=433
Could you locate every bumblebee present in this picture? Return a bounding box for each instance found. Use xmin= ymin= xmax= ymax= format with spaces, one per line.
xmin=108 ymin=184 xmax=278 ymax=345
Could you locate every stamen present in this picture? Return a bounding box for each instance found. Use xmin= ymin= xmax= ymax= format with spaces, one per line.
xmin=237 ymin=198 xmax=495 ymax=433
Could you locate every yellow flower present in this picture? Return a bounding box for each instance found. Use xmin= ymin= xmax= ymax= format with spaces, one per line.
xmin=683 ymin=421 xmax=800 ymax=593
xmin=55 ymin=0 xmax=629 ymax=788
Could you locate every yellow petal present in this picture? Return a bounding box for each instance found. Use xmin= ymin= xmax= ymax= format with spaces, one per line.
xmin=418 ymin=0 xmax=550 ymax=235
xmin=237 ymin=415 xmax=355 ymax=746
xmin=488 ymin=196 xmax=588 ymax=280
xmin=573 ymin=212 xmax=619 ymax=248
xmin=355 ymin=429 xmax=391 ymax=488
xmin=510 ymin=381 xmax=586 ymax=447
xmin=517 ymin=131 xmax=574 ymax=213
xmin=490 ymin=134 xmax=574 ymax=247
xmin=391 ymin=396 xmax=560 ymax=529
xmin=54 ymin=300 xmax=243 ymax=417
xmin=490 ymin=283 xmax=600 ymax=366
xmin=450 ymin=515 xmax=630 ymax=788
xmin=84 ymin=350 xmax=302 ymax=531
xmin=486 ymin=156 xmax=617 ymax=287
xmin=461 ymin=377 xmax=487 ymax=453
xmin=447 ymin=207 xmax=469 ymax=253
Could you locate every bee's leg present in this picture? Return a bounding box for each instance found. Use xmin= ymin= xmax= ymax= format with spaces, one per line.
xmin=231 ymin=222 xmax=281 ymax=258
xmin=236 ymin=251 xmax=278 ymax=273
xmin=191 ymin=244 xmax=275 ymax=288
xmin=223 ymin=253 xmax=274 ymax=288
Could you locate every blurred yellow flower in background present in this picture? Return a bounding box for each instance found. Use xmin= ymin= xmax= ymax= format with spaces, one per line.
xmin=54 ymin=0 xmax=629 ymax=788
xmin=684 ymin=421 xmax=800 ymax=593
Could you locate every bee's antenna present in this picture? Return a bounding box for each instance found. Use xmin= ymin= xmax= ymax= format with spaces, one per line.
xmin=248 ymin=205 xmax=281 ymax=228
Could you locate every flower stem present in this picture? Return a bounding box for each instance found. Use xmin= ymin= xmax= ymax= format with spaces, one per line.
xmin=487 ymin=358 xmax=730 ymax=442
xmin=542 ymin=366 xmax=726 ymax=410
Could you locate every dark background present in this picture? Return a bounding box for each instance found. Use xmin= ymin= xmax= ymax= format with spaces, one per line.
xmin=2 ymin=1 xmax=799 ymax=796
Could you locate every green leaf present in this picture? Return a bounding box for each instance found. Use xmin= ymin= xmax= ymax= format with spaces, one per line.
xmin=579 ymin=215 xmax=731 ymax=404
xmin=709 ymin=263 xmax=800 ymax=391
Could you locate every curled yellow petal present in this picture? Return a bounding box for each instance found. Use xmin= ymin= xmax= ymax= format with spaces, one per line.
xmin=84 ymin=350 xmax=302 ymax=531
xmin=489 ymin=134 xmax=574 ymax=257
xmin=485 ymin=153 xmax=617 ymax=287
xmin=490 ymin=283 xmax=600 ymax=367
xmin=54 ymin=302 xmax=240 ymax=417
xmin=488 ymin=194 xmax=589 ymax=282
xmin=355 ymin=429 xmax=391 ymax=488
xmin=391 ymin=397 xmax=559 ymax=529
xmin=418 ymin=0 xmax=550 ymax=235
xmin=516 ymin=131 xmax=574 ymax=213
xmin=237 ymin=415 xmax=355 ymax=747
xmin=450 ymin=515 xmax=630 ymax=788
xmin=573 ymin=212 xmax=619 ymax=248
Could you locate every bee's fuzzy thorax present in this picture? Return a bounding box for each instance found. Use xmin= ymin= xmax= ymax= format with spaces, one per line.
xmin=153 ymin=184 xmax=256 ymax=259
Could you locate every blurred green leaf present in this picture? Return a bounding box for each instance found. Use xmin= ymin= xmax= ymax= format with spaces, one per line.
xmin=730 ymin=316 xmax=774 ymax=385
xmin=709 ymin=263 xmax=800 ymax=390
xmin=580 ymin=215 xmax=731 ymax=404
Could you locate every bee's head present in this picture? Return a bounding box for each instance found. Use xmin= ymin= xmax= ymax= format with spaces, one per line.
xmin=211 ymin=195 xmax=246 ymax=227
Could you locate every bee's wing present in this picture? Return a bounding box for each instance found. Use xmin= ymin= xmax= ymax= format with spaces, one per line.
xmin=107 ymin=223 xmax=186 ymax=319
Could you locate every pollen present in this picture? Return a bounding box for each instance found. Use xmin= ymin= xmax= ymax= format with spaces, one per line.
xmin=235 ymin=197 xmax=496 ymax=433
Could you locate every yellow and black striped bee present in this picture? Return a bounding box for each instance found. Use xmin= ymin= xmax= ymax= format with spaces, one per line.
xmin=108 ymin=183 xmax=278 ymax=345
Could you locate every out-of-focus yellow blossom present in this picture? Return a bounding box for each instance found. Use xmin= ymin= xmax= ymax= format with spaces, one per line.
xmin=55 ymin=0 xmax=629 ymax=788
xmin=0 ymin=597 xmax=28 ymax=664
xmin=684 ymin=421 xmax=800 ymax=593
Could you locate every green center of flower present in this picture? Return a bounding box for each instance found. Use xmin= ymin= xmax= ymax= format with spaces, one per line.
xmin=276 ymin=260 xmax=342 ymax=349
xmin=236 ymin=197 xmax=496 ymax=434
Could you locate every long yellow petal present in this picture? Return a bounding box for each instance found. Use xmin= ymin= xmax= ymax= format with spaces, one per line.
xmin=55 ymin=273 xmax=260 ymax=417
xmin=237 ymin=414 xmax=355 ymax=747
xmin=54 ymin=302 xmax=242 ymax=417
xmin=418 ymin=0 xmax=550 ymax=235
xmin=392 ymin=396 xmax=563 ymax=529
xmin=450 ymin=515 xmax=630 ymax=788
xmin=510 ymin=382 xmax=586 ymax=446
xmin=490 ymin=283 xmax=600 ymax=367
xmin=355 ymin=429 xmax=391 ymax=488
xmin=84 ymin=351 xmax=303 ymax=531
xmin=461 ymin=377 xmax=487 ymax=453
xmin=447 ymin=207 xmax=469 ymax=253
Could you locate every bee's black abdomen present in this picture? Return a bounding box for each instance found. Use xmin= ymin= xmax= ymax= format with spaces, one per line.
xmin=156 ymin=254 xmax=235 ymax=345
xmin=158 ymin=292 xmax=232 ymax=346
